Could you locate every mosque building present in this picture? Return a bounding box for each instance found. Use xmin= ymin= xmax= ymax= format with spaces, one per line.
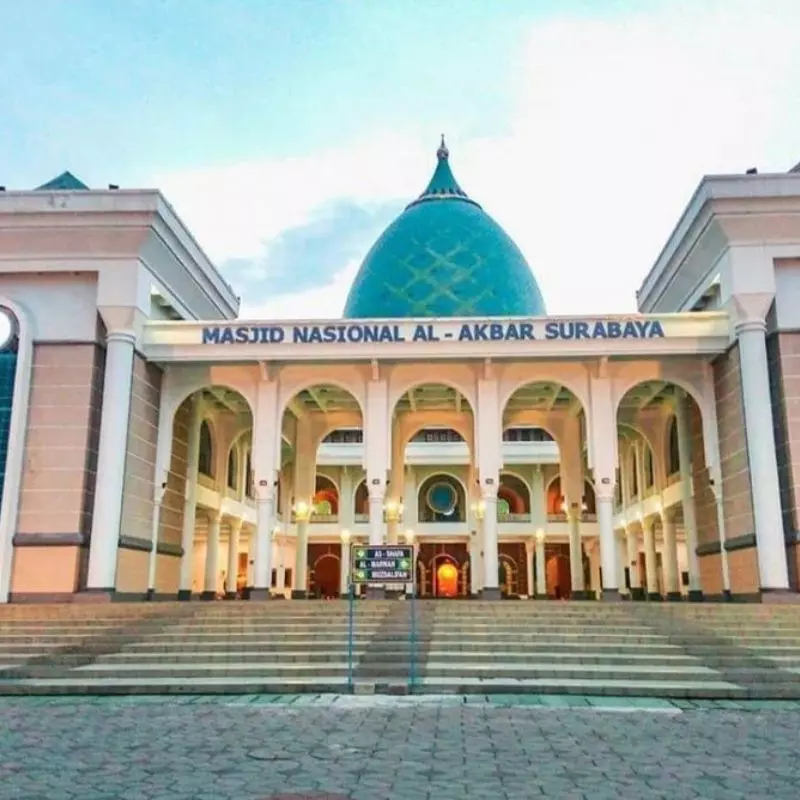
xmin=0 ymin=142 xmax=798 ymax=604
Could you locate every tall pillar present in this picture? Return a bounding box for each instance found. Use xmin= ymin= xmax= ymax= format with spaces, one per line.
xmin=178 ymin=397 xmax=202 ymax=600
xmin=481 ymin=489 xmax=500 ymax=599
xmin=535 ymin=530 xmax=547 ymax=596
xmin=589 ymin=541 xmax=602 ymax=597
xmin=340 ymin=467 xmax=355 ymax=531
xmin=711 ymin=486 xmax=732 ymax=599
xmin=292 ymin=510 xmax=310 ymax=599
xmin=252 ymin=494 xmax=276 ymax=599
xmin=661 ymin=510 xmax=681 ymax=600
xmin=597 ymin=485 xmax=620 ymax=600
xmin=339 ymin=532 xmax=351 ymax=595
xmin=675 ymin=391 xmax=702 ymax=599
xmin=85 ymin=330 xmax=136 ymax=593
xmin=626 ymin=528 xmax=642 ymax=600
xmin=275 ymin=536 xmax=286 ymax=596
xmin=250 ymin=375 xmax=280 ymax=600
xmin=567 ymin=511 xmax=585 ymax=598
xmin=246 ymin=528 xmax=256 ymax=590
xmin=368 ymin=485 xmax=385 ymax=546
xmin=202 ymin=513 xmax=221 ymax=600
xmin=225 ymin=518 xmax=243 ymax=599
xmin=616 ymin=531 xmax=629 ymax=597
xmin=736 ymin=320 xmax=789 ymax=590
xmin=642 ymin=517 xmax=660 ymax=599
xmin=525 ymin=538 xmax=535 ymax=598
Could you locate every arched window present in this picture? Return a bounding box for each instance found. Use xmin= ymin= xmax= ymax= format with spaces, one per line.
xmin=667 ymin=418 xmax=680 ymax=475
xmin=245 ymin=450 xmax=253 ymax=498
xmin=198 ymin=421 xmax=214 ymax=477
xmin=227 ymin=447 xmax=238 ymax=490
xmin=644 ymin=446 xmax=654 ymax=488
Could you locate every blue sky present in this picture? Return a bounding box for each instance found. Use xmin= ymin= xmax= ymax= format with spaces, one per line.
xmin=3 ymin=0 xmax=799 ymax=318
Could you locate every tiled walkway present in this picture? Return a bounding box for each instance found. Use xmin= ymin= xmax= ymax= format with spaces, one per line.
xmin=1 ymin=694 xmax=798 ymax=799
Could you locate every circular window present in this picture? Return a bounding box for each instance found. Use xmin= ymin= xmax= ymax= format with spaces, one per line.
xmin=426 ymin=480 xmax=457 ymax=516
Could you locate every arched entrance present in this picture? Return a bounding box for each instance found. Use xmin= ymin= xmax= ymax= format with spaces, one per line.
xmin=499 ymin=553 xmax=518 ymax=596
xmin=435 ymin=560 xmax=459 ymax=597
xmin=308 ymin=550 xmax=341 ymax=598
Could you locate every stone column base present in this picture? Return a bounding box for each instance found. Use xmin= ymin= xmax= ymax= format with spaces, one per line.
xmin=601 ymin=588 xmax=622 ymax=602
xmin=481 ymin=587 xmax=502 ymax=600
xmin=177 ymin=589 xmax=192 ymax=601
xmin=647 ymin=592 xmax=663 ymax=602
xmin=224 ymin=592 xmax=237 ymax=600
xmin=570 ymin=590 xmax=589 ymax=601
xmin=629 ymin=587 xmax=645 ymax=601
xmin=761 ymin=588 xmax=800 ymax=604
xmin=74 ymin=589 xmax=114 ymax=603
xmin=199 ymin=591 xmax=216 ymax=601
xmin=290 ymin=589 xmax=307 ymax=600
xmin=365 ymin=586 xmax=385 ymax=600
xmin=688 ymin=590 xmax=704 ymax=602
xmin=249 ymin=588 xmax=272 ymax=601
xmin=666 ymin=592 xmax=683 ymax=602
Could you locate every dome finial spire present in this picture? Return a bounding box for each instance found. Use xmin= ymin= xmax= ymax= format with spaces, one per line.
xmin=437 ymin=134 xmax=449 ymax=161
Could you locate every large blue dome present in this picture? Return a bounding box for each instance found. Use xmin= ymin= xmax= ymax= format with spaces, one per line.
xmin=343 ymin=139 xmax=546 ymax=319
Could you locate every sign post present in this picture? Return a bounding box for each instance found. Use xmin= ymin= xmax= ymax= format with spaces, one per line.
xmin=349 ymin=545 xmax=415 ymax=692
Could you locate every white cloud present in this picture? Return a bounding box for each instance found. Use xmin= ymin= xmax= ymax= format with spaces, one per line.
xmin=152 ymin=0 xmax=800 ymax=319
xmin=241 ymin=260 xmax=360 ymax=319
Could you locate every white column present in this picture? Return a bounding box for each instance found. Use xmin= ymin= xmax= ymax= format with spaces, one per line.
xmin=340 ymin=468 xmax=355 ymax=531
xmin=225 ymin=518 xmax=242 ymax=597
xmin=275 ymin=537 xmax=286 ymax=595
xmin=481 ymin=490 xmax=500 ymax=598
xmin=525 ymin=539 xmax=535 ymax=598
xmin=85 ymin=331 xmax=136 ymax=591
xmin=339 ymin=535 xmax=351 ymax=595
xmin=535 ymin=532 xmax=547 ymax=596
xmin=368 ymin=487 xmax=385 ymax=546
xmin=616 ymin=531 xmax=628 ymax=596
xmin=246 ymin=528 xmax=256 ymax=588
xmin=293 ymin=516 xmax=309 ymax=597
xmin=253 ymin=495 xmax=276 ymax=597
xmin=469 ymin=524 xmax=483 ymax=594
xmin=178 ymin=396 xmax=202 ymax=598
xmin=568 ymin=511 xmax=585 ymax=596
xmin=676 ymin=391 xmax=702 ymax=596
xmin=626 ymin=528 xmax=641 ymax=595
xmin=203 ymin=513 xmax=221 ymax=598
xmin=661 ymin=510 xmax=680 ymax=598
xmin=597 ymin=485 xmax=620 ymax=598
xmin=642 ymin=517 xmax=659 ymax=597
xmin=589 ymin=541 xmax=602 ymax=596
xmin=737 ymin=320 xmax=789 ymax=590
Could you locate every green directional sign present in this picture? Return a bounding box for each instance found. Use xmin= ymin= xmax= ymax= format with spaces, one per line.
xmin=351 ymin=545 xmax=414 ymax=583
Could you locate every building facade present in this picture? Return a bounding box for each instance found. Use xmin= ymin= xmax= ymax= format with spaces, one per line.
xmin=0 ymin=149 xmax=798 ymax=604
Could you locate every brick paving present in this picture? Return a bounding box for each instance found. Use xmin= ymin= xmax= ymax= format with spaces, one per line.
xmin=0 ymin=695 xmax=798 ymax=799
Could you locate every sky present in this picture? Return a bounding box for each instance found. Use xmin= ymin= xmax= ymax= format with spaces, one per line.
xmin=2 ymin=0 xmax=799 ymax=319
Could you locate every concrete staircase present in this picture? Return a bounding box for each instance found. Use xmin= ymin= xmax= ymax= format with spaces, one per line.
xmin=1 ymin=600 xmax=800 ymax=698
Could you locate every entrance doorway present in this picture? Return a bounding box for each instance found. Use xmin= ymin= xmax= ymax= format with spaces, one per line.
xmin=435 ymin=561 xmax=459 ymax=597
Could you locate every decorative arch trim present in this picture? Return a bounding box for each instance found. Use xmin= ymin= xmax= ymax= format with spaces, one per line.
xmin=0 ymin=297 xmax=34 ymax=603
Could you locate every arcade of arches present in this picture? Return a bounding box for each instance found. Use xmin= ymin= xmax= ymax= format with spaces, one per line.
xmin=141 ymin=365 xmax=783 ymax=603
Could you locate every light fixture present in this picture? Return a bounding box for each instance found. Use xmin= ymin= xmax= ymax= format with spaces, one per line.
xmin=292 ymin=500 xmax=312 ymax=522
xmin=535 ymin=528 xmax=545 ymax=543
xmin=383 ymin=498 xmax=404 ymax=521
xmin=403 ymin=529 xmax=416 ymax=544
xmin=340 ymin=528 xmax=351 ymax=544
xmin=470 ymin=500 xmax=486 ymax=521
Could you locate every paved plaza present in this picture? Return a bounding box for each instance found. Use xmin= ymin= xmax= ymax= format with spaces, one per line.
xmin=1 ymin=694 xmax=798 ymax=800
